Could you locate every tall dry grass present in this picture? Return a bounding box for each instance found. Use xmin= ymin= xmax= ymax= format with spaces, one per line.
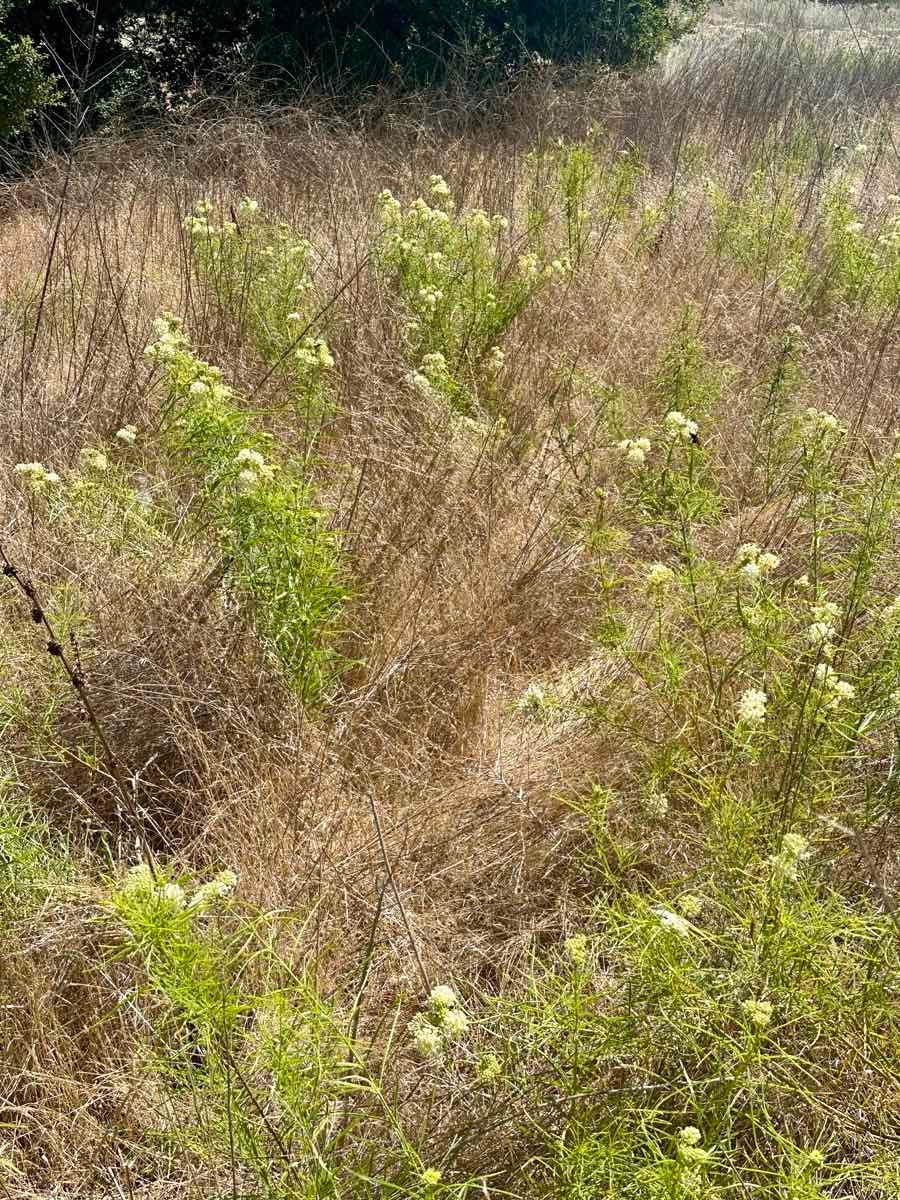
xmin=1 ymin=6 xmax=900 ymax=1196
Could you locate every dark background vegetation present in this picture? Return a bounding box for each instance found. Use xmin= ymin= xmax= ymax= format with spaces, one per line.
xmin=2 ymin=0 xmax=708 ymax=142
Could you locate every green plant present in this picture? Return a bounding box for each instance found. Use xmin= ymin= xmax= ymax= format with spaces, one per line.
xmin=108 ymin=863 xmax=358 ymax=1195
xmin=376 ymin=176 xmax=556 ymax=416
xmin=185 ymin=198 xmax=336 ymax=439
xmin=815 ymin=177 xmax=900 ymax=313
xmin=705 ymin=168 xmax=808 ymax=291
xmin=145 ymin=314 xmax=346 ymax=700
xmin=0 ymin=773 xmax=72 ymax=914
xmin=0 ymin=8 xmax=59 ymax=138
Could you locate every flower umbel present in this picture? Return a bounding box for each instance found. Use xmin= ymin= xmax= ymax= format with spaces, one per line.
xmin=565 ymin=934 xmax=589 ymax=967
xmin=737 ymin=687 xmax=768 ymax=725
xmin=741 ymin=998 xmax=774 ymax=1028
xmin=735 ymin=542 xmax=779 ymax=581
xmin=664 ymin=409 xmax=699 ymax=443
xmin=769 ymin=832 xmax=809 ymax=881
xmin=427 ymin=984 xmax=459 ymax=1013
xmin=617 ymin=436 xmax=651 ymax=466
xmin=645 ymin=562 xmax=676 ymax=591
xmin=409 ymin=1016 xmax=443 ymax=1058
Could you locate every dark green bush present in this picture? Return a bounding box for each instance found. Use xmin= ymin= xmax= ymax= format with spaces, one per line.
xmin=2 ymin=0 xmax=708 ymax=125
xmin=254 ymin=0 xmax=708 ymax=86
xmin=0 ymin=2 xmax=59 ymax=136
xmin=508 ymin=0 xmax=706 ymax=68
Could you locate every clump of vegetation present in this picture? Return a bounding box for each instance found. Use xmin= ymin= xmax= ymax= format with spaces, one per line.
xmin=0 ymin=0 xmax=59 ymax=137
xmin=2 ymin=0 xmax=706 ymax=119
xmin=145 ymin=313 xmax=346 ymax=700
xmin=185 ymin=198 xmax=337 ymax=435
xmin=375 ymin=174 xmax=554 ymax=416
xmin=2 ymin=3 xmax=900 ymax=1196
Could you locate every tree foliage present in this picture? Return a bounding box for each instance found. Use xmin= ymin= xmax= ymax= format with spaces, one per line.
xmin=0 ymin=1 xmax=59 ymax=136
xmin=1 ymin=0 xmax=707 ymax=125
xmin=254 ymin=0 xmax=707 ymax=86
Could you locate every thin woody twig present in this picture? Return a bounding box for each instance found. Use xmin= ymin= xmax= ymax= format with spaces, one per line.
xmin=0 ymin=543 xmax=152 ymax=861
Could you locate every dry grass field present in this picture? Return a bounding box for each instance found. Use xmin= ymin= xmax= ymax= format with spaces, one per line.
xmin=1 ymin=3 xmax=900 ymax=1197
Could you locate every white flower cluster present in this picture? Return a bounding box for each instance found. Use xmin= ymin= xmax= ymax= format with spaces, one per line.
xmin=664 ymin=409 xmax=700 ymax=443
xmin=564 ymin=934 xmax=589 ymax=967
xmin=408 ymin=196 xmax=449 ymax=227
xmin=189 ymin=869 xmax=238 ymax=910
xmin=115 ymin=424 xmax=138 ymax=446
xmin=677 ymin=1125 xmax=712 ymax=1167
xmin=516 ymin=680 xmax=549 ymax=719
xmin=146 ymin=321 xmax=247 ymax=437
xmin=513 ymin=250 xmax=567 ymax=280
xmin=377 ymin=188 xmax=402 ymax=225
xmin=120 ymin=863 xmax=237 ymax=914
xmin=465 ymin=207 xmax=508 ymax=237
xmin=799 ymin=406 xmax=846 ymax=446
xmin=736 ymin=687 xmax=768 ymax=725
xmin=182 ymin=196 xmax=213 ymax=235
xmin=476 ymin=1052 xmax=502 ymax=1083
xmin=805 ymin=600 xmax=840 ymax=656
xmin=182 ymin=197 xmax=239 ymax=240
xmin=467 ymin=209 xmax=492 ymax=234
xmin=377 ymin=184 xmax=511 ymax=304
xmin=420 ymin=351 xmax=448 ymax=378
xmin=121 ymin=862 xmax=186 ymax=911
xmin=234 ymin=447 xmax=277 ymax=492
xmin=408 ymin=351 xmax=451 ymax=402
xmin=734 ymin=542 xmax=780 ymax=582
xmin=486 ymin=345 xmax=505 ymax=374
xmin=652 ymin=905 xmax=692 ymax=937
xmin=409 ymin=984 xmax=469 ymax=1057
xmin=144 ymin=312 xmax=187 ymax=362
xmin=293 ymin=335 xmax=335 ymax=372
xmin=13 ymin=461 xmax=61 ymax=488
xmin=617 ymin=436 xmax=651 ymax=466
xmin=740 ymin=998 xmax=774 ymax=1028
xmin=428 ymin=174 xmax=454 ymax=205
xmin=79 ymin=447 xmax=109 ymax=472
xmin=517 ymin=252 xmax=540 ymax=277
xmin=418 ymin=285 xmax=444 ymax=311
xmin=768 ymin=831 xmax=809 ymax=881
xmin=641 ymin=787 xmax=669 ymax=819
xmin=814 ymin=663 xmax=856 ymax=708
xmin=645 ymin=562 xmax=675 ymax=590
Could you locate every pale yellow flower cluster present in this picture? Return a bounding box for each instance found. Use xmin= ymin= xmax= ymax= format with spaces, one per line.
xmin=408 ymin=984 xmax=469 ymax=1057
xmin=664 ymin=409 xmax=699 ymax=443
xmin=736 ymin=687 xmax=768 ymax=725
xmin=618 ymin=436 xmax=651 ymax=466
xmin=769 ymin=832 xmax=809 ymax=880
xmin=734 ymin=542 xmax=780 ymax=582
xmin=234 ymin=447 xmax=277 ymax=492
xmin=13 ymin=461 xmax=61 ymax=488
